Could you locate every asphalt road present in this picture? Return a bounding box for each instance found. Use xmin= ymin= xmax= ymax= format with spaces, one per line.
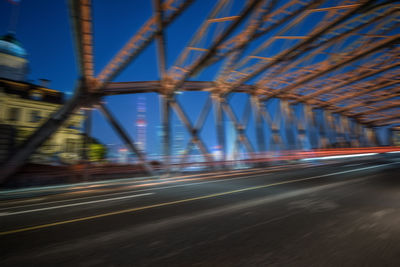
xmin=1 ymin=159 xmax=400 ymax=266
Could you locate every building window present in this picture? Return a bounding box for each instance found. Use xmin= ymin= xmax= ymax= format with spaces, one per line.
xmin=67 ymin=122 xmax=81 ymax=130
xmin=7 ymin=107 xmax=20 ymax=122
xmin=65 ymin=139 xmax=76 ymax=153
xmin=30 ymin=110 xmax=41 ymax=123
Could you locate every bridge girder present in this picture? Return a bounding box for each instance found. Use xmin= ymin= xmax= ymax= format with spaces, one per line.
xmin=1 ymin=0 xmax=399 ymax=183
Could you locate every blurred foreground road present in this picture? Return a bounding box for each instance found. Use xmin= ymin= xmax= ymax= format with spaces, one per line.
xmin=1 ymin=159 xmax=400 ymax=266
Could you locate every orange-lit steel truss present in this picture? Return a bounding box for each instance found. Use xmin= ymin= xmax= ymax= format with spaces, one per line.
xmin=1 ymin=0 xmax=399 ymax=182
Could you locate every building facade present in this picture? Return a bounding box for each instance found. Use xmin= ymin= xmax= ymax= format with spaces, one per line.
xmin=0 ymin=79 xmax=84 ymax=164
xmin=0 ymin=33 xmax=84 ymax=164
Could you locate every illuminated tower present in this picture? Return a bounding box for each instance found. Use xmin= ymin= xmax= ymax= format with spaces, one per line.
xmin=136 ymin=96 xmax=147 ymax=152
xmin=226 ymin=119 xmax=236 ymax=160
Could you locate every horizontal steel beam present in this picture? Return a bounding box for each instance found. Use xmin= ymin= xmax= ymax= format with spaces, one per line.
xmin=102 ymin=81 xmax=256 ymax=95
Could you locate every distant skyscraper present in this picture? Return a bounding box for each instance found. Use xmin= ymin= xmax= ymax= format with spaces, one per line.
xmin=225 ymin=119 xmax=236 ymax=160
xmin=156 ymin=125 xmax=163 ymax=156
xmin=173 ymin=123 xmax=184 ymax=156
xmin=136 ymin=96 xmax=147 ymax=152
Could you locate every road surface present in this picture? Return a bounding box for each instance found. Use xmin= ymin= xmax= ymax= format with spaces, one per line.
xmin=1 ymin=159 xmax=400 ymax=266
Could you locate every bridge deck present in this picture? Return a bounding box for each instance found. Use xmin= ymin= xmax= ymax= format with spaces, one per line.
xmin=1 ymin=158 xmax=400 ymax=266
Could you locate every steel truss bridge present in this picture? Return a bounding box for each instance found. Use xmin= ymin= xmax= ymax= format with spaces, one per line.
xmin=1 ymin=0 xmax=399 ymax=182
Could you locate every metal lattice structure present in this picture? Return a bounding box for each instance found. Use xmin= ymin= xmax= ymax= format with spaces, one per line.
xmin=1 ymin=0 xmax=399 ymax=181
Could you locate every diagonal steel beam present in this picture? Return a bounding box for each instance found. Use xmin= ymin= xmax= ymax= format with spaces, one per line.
xmin=97 ymin=103 xmax=154 ymax=174
xmin=96 ymin=0 xmax=194 ymax=86
xmin=251 ymin=95 xmax=266 ymax=152
xmin=376 ymin=119 xmax=400 ymax=127
xmin=168 ymin=0 xmax=263 ymax=93
xmin=222 ymin=0 xmax=376 ymax=95
xmin=336 ymin=87 xmax=400 ymax=113
xmin=170 ymin=98 xmax=214 ymax=163
xmin=299 ymin=61 xmax=400 ymax=102
xmin=213 ymin=0 xmax=322 ymax=72
xmin=258 ymin=6 xmax=399 ymax=93
xmin=221 ymin=99 xmax=255 ymax=155
xmin=264 ymin=34 xmax=400 ymax=99
xmin=327 ymin=79 xmax=400 ymax=107
xmin=216 ymin=0 xmax=276 ymax=81
xmin=351 ymin=101 xmax=400 ymax=117
xmin=180 ymin=96 xmax=212 ymax=166
xmin=170 ymin=0 xmax=232 ymax=78
xmin=194 ymin=95 xmax=213 ymax=130
xmin=0 ymin=89 xmax=86 ymax=183
xmin=233 ymin=96 xmax=252 ymax=156
xmin=213 ymin=95 xmax=226 ymax=162
xmin=362 ymin=113 xmax=400 ymax=125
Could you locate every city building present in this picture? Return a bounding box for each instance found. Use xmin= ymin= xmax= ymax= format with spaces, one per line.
xmin=135 ymin=96 xmax=147 ymax=152
xmin=173 ymin=122 xmax=185 ymax=157
xmin=0 ymin=33 xmax=84 ymax=164
xmin=0 ymin=33 xmax=28 ymax=81
xmin=226 ymin=118 xmax=237 ymax=160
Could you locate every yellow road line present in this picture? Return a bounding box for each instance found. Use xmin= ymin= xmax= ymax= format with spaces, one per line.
xmin=0 ymin=174 xmax=324 ymax=236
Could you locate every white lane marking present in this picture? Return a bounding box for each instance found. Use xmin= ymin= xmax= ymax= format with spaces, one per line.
xmin=0 ymin=197 xmax=46 ymax=207
xmin=0 ymin=193 xmax=154 ymax=216
xmin=0 ymin=169 xmax=275 ymax=211
xmin=345 ymin=163 xmax=364 ymax=167
xmin=0 ymin=168 xmax=260 ymax=195
xmin=302 ymin=153 xmax=378 ymax=161
xmin=1 ymin=162 xmax=397 ymax=214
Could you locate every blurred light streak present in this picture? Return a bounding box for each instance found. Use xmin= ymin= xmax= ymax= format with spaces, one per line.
xmin=301 ymin=153 xmax=378 ymax=161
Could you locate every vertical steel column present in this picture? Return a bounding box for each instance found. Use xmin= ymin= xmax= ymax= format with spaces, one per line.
xmin=389 ymin=127 xmax=400 ymax=146
xmin=160 ymin=94 xmax=171 ymax=172
xmin=297 ymin=104 xmax=309 ymax=150
xmin=314 ymin=109 xmax=328 ymax=149
xmin=170 ymin=98 xmax=213 ymax=164
xmin=280 ymin=99 xmax=294 ymax=150
xmin=222 ymin=100 xmax=255 ymax=157
xmin=339 ymin=115 xmax=350 ymax=147
xmin=365 ymin=126 xmax=379 ymax=147
xmin=357 ymin=124 xmax=367 ymax=147
xmin=179 ymin=140 xmax=194 ymax=167
xmin=305 ymin=105 xmax=318 ymax=149
xmin=251 ymin=95 xmax=266 ymax=153
xmin=179 ymin=95 xmax=212 ymax=167
xmin=234 ymin=96 xmax=252 ymax=159
xmin=349 ymin=120 xmax=361 ymax=148
xmin=324 ymin=111 xmax=337 ymax=147
xmin=213 ymin=94 xmax=226 ymax=162
xmin=259 ymin=99 xmax=282 ymax=152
